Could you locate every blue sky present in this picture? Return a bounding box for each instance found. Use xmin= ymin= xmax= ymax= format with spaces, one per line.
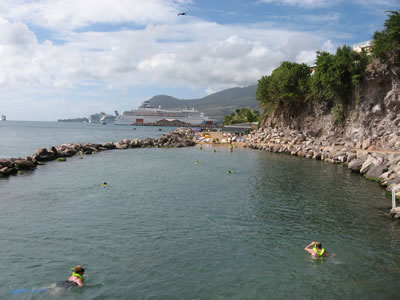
xmin=0 ymin=0 xmax=397 ymax=121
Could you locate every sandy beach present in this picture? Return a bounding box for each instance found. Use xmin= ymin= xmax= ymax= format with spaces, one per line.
xmin=194 ymin=131 xmax=247 ymax=148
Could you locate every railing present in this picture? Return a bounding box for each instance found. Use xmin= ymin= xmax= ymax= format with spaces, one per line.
xmin=392 ymin=185 xmax=400 ymax=209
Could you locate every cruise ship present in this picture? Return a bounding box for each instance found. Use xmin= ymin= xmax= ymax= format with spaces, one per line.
xmin=1 ymin=114 xmax=6 ymax=121
xmin=115 ymin=101 xmax=212 ymax=125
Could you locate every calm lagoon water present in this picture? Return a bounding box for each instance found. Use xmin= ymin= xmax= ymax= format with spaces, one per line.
xmin=1 ymin=121 xmax=400 ymax=299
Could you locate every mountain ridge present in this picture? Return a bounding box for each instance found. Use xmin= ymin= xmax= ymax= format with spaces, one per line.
xmin=146 ymin=85 xmax=258 ymax=118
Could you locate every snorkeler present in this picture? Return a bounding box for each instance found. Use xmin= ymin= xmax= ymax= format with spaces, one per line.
xmin=66 ymin=265 xmax=86 ymax=287
xmin=9 ymin=265 xmax=86 ymax=296
xmin=101 ymin=182 xmax=107 ymax=188
xmin=304 ymin=241 xmax=335 ymax=257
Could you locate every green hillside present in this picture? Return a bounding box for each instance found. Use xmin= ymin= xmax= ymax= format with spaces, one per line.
xmin=147 ymin=85 xmax=258 ymax=118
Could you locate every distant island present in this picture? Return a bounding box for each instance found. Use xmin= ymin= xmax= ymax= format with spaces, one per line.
xmin=58 ymin=117 xmax=88 ymax=123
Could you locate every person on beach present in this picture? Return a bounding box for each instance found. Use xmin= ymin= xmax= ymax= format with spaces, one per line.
xmin=304 ymin=241 xmax=335 ymax=257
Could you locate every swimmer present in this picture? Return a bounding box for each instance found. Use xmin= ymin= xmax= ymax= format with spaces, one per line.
xmin=200 ymin=144 xmax=203 ymax=150
xmin=10 ymin=265 xmax=87 ymax=296
xmin=67 ymin=265 xmax=86 ymax=287
xmin=55 ymin=265 xmax=86 ymax=290
xmin=227 ymin=170 xmax=232 ymax=174
xmin=304 ymin=241 xmax=335 ymax=257
xmin=101 ymin=182 xmax=107 ymax=188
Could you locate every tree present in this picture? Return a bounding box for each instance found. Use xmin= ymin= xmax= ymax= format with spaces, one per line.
xmin=371 ymin=10 xmax=400 ymax=62
xmin=310 ymin=46 xmax=368 ymax=124
xmin=256 ymin=61 xmax=311 ymax=107
xmin=223 ymin=107 xmax=259 ymax=125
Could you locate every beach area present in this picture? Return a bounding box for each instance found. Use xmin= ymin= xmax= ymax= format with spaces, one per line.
xmin=194 ymin=131 xmax=247 ymax=148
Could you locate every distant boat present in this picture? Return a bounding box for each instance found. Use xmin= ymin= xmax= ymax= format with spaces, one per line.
xmin=1 ymin=114 xmax=6 ymax=121
xmin=115 ymin=101 xmax=213 ymax=125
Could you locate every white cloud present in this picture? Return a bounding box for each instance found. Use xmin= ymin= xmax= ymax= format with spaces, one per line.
xmin=258 ymin=0 xmax=339 ymax=8
xmin=0 ymin=0 xmax=361 ymax=120
xmin=0 ymin=16 xmax=332 ymax=91
xmin=0 ymin=0 xmax=189 ymax=31
xmin=258 ymin=0 xmax=397 ymax=8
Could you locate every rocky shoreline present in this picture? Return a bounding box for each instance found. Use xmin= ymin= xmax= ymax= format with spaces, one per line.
xmin=0 ymin=128 xmax=195 ymax=178
xmin=245 ymin=127 xmax=400 ymax=217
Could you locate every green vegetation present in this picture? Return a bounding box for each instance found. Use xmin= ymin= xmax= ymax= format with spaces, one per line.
xmin=371 ymin=10 xmax=400 ymax=62
xmin=56 ymin=157 xmax=67 ymax=162
xmin=311 ymin=46 xmax=368 ymax=125
xmin=223 ymin=107 xmax=259 ymax=125
xmin=256 ymin=10 xmax=400 ymax=125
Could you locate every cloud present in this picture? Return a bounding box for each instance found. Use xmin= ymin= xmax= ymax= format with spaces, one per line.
xmin=0 ymin=0 xmax=360 ymax=120
xmin=0 ymin=15 xmax=332 ymax=92
xmin=0 ymin=0 xmax=190 ymax=31
xmin=258 ymin=0 xmax=397 ymax=8
xmin=258 ymin=0 xmax=340 ymax=8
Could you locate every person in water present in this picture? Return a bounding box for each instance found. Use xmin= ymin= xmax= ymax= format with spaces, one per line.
xmin=67 ymin=265 xmax=86 ymax=286
xmin=304 ymin=241 xmax=335 ymax=257
xmin=102 ymin=182 xmax=107 ymax=188
xmin=55 ymin=265 xmax=86 ymax=291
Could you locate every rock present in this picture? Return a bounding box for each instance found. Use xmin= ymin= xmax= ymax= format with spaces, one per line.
xmin=102 ymin=142 xmax=116 ymax=149
xmin=360 ymin=157 xmax=377 ymax=174
xmin=362 ymin=138 xmax=372 ymax=150
xmin=348 ymin=158 xmax=365 ymax=172
xmin=115 ymin=143 xmax=129 ymax=149
xmin=365 ymin=165 xmax=388 ymax=181
xmin=386 ymin=177 xmax=400 ymax=186
xmin=34 ymin=147 xmax=56 ymax=161
xmin=14 ymin=159 xmax=36 ymax=170
xmin=0 ymin=159 xmax=13 ymax=168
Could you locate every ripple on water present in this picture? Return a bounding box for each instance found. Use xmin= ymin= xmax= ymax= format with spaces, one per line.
xmin=1 ymin=146 xmax=400 ymax=299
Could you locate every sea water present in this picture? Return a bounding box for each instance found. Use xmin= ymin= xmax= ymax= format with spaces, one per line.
xmin=1 ymin=122 xmax=400 ymax=299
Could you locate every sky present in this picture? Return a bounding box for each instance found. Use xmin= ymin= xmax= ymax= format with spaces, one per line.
xmin=0 ymin=0 xmax=398 ymax=121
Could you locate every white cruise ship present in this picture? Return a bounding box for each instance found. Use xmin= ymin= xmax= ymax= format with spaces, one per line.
xmin=115 ymin=101 xmax=212 ymax=125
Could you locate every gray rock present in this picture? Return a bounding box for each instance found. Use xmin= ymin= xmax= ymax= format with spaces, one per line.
xmin=365 ymin=165 xmax=388 ymax=180
xmin=360 ymin=157 xmax=378 ymax=174
xmin=348 ymin=158 xmax=365 ymax=172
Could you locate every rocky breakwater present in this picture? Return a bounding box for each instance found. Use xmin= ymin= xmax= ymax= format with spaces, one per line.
xmin=0 ymin=128 xmax=195 ymax=178
xmin=245 ymin=127 xmax=400 ymax=216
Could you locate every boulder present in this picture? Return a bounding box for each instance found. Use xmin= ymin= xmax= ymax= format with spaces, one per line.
xmin=34 ymin=147 xmax=56 ymax=161
xmin=115 ymin=143 xmax=129 ymax=149
xmin=14 ymin=159 xmax=36 ymax=170
xmin=365 ymin=165 xmax=388 ymax=181
xmin=348 ymin=158 xmax=365 ymax=172
xmin=360 ymin=157 xmax=378 ymax=174
xmin=0 ymin=159 xmax=13 ymax=168
xmin=102 ymin=142 xmax=116 ymax=149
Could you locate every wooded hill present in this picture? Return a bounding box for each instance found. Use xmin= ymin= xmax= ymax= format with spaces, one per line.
xmin=146 ymin=85 xmax=258 ymax=118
